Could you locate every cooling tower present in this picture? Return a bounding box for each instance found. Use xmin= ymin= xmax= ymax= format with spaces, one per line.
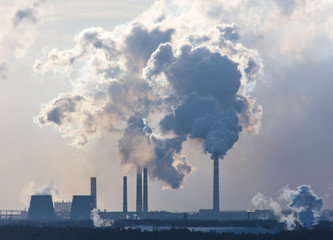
xmin=28 ymin=195 xmax=55 ymax=221
xmin=123 ymin=176 xmax=128 ymax=213
xmin=143 ymin=168 xmax=148 ymax=213
xmin=213 ymin=152 xmax=220 ymax=213
xmin=90 ymin=177 xmax=97 ymax=209
xmin=70 ymin=195 xmax=94 ymax=220
xmin=136 ymin=166 xmax=142 ymax=213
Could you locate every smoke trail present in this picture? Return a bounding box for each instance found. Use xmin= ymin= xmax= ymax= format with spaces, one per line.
xmin=251 ymin=185 xmax=324 ymax=229
xmin=34 ymin=0 xmax=263 ymax=188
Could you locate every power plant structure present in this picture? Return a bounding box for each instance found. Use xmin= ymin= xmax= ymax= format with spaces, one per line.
xmin=28 ymin=195 xmax=55 ymax=221
xmin=22 ymin=163 xmax=225 ymax=222
xmin=136 ymin=166 xmax=143 ymax=213
xmin=70 ymin=195 xmax=94 ymax=220
xmin=3 ymin=165 xmax=300 ymax=224
xmin=135 ymin=166 xmax=148 ymax=213
xmin=123 ymin=176 xmax=127 ymax=213
xmin=143 ymin=168 xmax=148 ymax=213
xmin=91 ymin=177 xmax=97 ymax=209
xmin=213 ymin=153 xmax=220 ymax=213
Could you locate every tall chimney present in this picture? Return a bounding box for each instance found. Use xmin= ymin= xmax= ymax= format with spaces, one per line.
xmin=213 ymin=153 xmax=219 ymax=213
xmin=90 ymin=177 xmax=97 ymax=209
xmin=123 ymin=176 xmax=127 ymax=213
xmin=143 ymin=168 xmax=148 ymax=213
xmin=136 ymin=166 xmax=142 ymax=213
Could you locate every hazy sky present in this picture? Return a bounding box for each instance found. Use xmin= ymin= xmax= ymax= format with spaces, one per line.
xmin=0 ymin=0 xmax=333 ymax=213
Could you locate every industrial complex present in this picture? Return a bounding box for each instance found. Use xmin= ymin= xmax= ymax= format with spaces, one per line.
xmin=0 ymin=163 xmax=332 ymax=226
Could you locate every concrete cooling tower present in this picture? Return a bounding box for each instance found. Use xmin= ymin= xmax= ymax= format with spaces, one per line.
xmin=28 ymin=195 xmax=55 ymax=221
xmin=70 ymin=195 xmax=94 ymax=220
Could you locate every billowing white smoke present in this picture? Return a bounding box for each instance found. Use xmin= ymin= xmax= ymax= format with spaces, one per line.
xmin=90 ymin=208 xmax=113 ymax=228
xmin=33 ymin=0 xmax=262 ymax=188
xmin=252 ymin=185 xmax=324 ymax=229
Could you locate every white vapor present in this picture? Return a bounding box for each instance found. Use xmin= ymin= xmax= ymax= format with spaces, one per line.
xmin=251 ymin=185 xmax=324 ymax=230
xmin=19 ymin=181 xmax=60 ymax=206
xmin=90 ymin=208 xmax=113 ymax=228
xmin=0 ymin=0 xmax=48 ymax=79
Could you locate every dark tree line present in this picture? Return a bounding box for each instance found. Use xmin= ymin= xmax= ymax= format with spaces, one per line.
xmin=0 ymin=226 xmax=332 ymax=240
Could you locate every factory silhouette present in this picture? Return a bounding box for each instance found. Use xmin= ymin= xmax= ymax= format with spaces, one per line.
xmin=1 ymin=162 xmax=332 ymax=225
xmin=0 ymin=162 xmax=276 ymax=223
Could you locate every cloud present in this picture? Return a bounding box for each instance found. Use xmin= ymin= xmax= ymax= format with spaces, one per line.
xmin=12 ymin=0 xmax=45 ymax=27
xmin=0 ymin=62 xmax=8 ymax=80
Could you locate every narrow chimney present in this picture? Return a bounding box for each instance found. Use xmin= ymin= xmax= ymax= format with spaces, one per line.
xmin=123 ymin=176 xmax=127 ymax=213
xmin=213 ymin=153 xmax=219 ymax=213
xmin=143 ymin=168 xmax=148 ymax=213
xmin=136 ymin=166 xmax=142 ymax=213
xmin=90 ymin=177 xmax=97 ymax=209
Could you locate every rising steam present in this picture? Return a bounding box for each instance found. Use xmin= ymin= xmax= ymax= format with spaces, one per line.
xmin=20 ymin=181 xmax=60 ymax=206
xmin=252 ymin=185 xmax=324 ymax=229
xmin=90 ymin=209 xmax=113 ymax=228
xmin=34 ymin=0 xmax=263 ymax=189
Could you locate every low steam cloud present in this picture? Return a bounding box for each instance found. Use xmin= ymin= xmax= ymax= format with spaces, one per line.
xmin=252 ymin=185 xmax=324 ymax=229
xmin=34 ymin=0 xmax=263 ymax=189
xmin=90 ymin=209 xmax=113 ymax=228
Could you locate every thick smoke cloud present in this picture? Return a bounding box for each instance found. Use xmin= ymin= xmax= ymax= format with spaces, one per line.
xmin=159 ymin=93 xmax=241 ymax=158
xmin=34 ymin=0 xmax=262 ymax=188
xmin=252 ymin=185 xmax=324 ymax=229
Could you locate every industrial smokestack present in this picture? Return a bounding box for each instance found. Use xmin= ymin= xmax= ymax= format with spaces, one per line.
xmin=123 ymin=176 xmax=127 ymax=213
xmin=91 ymin=177 xmax=97 ymax=209
xmin=213 ymin=153 xmax=219 ymax=213
xmin=143 ymin=168 xmax=148 ymax=212
xmin=136 ymin=166 xmax=142 ymax=212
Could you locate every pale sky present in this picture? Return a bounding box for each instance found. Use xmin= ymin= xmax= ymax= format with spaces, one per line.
xmin=0 ymin=0 xmax=333 ymax=213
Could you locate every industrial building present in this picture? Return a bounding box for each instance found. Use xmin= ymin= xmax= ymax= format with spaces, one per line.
xmin=1 ymin=164 xmax=332 ymax=226
xmin=0 ymin=171 xmax=332 ymax=226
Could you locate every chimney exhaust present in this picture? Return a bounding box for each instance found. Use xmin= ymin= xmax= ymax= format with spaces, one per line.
xmin=90 ymin=177 xmax=97 ymax=209
xmin=123 ymin=176 xmax=128 ymax=213
xmin=136 ymin=166 xmax=142 ymax=213
xmin=213 ymin=153 xmax=219 ymax=213
xmin=143 ymin=168 xmax=148 ymax=213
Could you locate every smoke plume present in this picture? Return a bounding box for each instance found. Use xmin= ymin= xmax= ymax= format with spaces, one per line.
xmin=34 ymin=0 xmax=262 ymax=188
xmin=251 ymin=185 xmax=324 ymax=229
